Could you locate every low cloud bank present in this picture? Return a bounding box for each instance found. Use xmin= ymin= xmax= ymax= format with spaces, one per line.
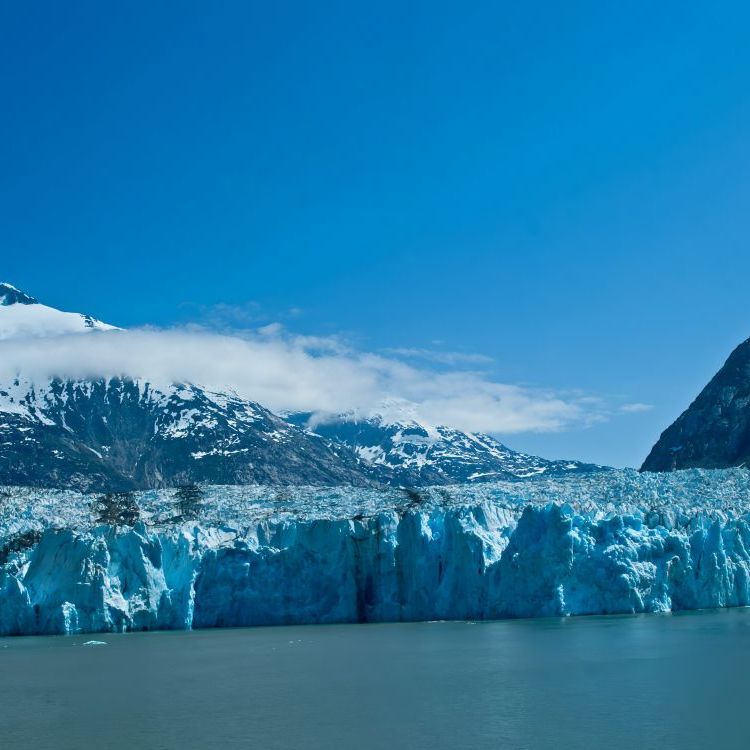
xmin=0 ymin=326 xmax=604 ymax=434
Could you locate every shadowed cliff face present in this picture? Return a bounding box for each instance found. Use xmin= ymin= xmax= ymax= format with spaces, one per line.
xmin=643 ymin=337 xmax=750 ymax=471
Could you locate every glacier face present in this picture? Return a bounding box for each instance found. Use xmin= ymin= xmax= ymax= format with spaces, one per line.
xmin=3 ymin=469 xmax=750 ymax=635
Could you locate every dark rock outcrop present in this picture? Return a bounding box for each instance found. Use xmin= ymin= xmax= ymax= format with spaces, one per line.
xmin=642 ymin=337 xmax=750 ymax=471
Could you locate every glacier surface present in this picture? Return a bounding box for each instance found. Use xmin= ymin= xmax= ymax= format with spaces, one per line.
xmin=3 ymin=469 xmax=750 ymax=635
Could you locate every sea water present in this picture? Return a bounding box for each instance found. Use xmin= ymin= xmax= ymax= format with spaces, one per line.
xmin=1 ymin=609 xmax=749 ymax=749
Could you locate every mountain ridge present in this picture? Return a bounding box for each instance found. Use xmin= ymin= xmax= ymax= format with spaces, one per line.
xmin=288 ymin=410 xmax=602 ymax=485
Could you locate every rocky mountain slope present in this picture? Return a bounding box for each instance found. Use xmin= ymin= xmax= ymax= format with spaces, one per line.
xmin=289 ymin=410 xmax=601 ymax=485
xmin=0 ymin=377 xmax=374 ymax=491
xmin=642 ymin=337 xmax=750 ymax=471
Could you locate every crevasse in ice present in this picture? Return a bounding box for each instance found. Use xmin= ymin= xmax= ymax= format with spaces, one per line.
xmin=2 ymin=468 xmax=750 ymax=635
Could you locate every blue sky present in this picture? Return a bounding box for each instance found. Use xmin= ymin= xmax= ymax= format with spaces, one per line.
xmin=2 ymin=1 xmax=750 ymax=467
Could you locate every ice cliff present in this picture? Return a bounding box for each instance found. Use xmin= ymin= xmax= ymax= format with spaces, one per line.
xmin=3 ymin=469 xmax=750 ymax=635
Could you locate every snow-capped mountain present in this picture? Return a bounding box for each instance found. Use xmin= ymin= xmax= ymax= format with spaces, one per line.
xmin=0 ymin=283 xmax=377 ymax=490
xmin=287 ymin=408 xmax=602 ymax=485
xmin=0 ymin=282 xmax=115 ymax=339
xmin=0 ymin=376 xmax=374 ymax=491
xmin=0 ymin=283 xmax=606 ymax=490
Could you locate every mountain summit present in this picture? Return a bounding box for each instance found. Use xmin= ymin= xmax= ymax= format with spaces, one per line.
xmin=0 ymin=282 xmax=115 ymax=340
xmin=0 ymin=282 xmax=38 ymax=305
xmin=642 ymin=337 xmax=750 ymax=471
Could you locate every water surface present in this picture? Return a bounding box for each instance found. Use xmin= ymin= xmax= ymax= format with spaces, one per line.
xmin=1 ymin=610 xmax=749 ymax=749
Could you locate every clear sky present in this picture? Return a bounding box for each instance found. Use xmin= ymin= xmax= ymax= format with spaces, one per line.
xmin=2 ymin=1 xmax=750 ymax=467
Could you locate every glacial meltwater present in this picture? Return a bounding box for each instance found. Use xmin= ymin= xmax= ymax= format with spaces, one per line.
xmin=2 ymin=609 xmax=749 ymax=749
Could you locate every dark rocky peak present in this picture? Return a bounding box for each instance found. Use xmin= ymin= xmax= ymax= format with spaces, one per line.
xmin=0 ymin=283 xmax=38 ymax=306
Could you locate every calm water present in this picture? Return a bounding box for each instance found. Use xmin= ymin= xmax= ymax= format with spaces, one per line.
xmin=1 ymin=610 xmax=749 ymax=749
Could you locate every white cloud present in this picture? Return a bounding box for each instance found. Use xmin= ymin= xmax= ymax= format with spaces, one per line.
xmin=381 ymin=347 xmax=494 ymax=366
xmin=0 ymin=326 xmax=606 ymax=434
xmin=619 ymin=402 xmax=653 ymax=414
xmin=179 ymin=300 xmax=265 ymax=329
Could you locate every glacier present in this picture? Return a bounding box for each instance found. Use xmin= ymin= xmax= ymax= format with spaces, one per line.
xmin=3 ymin=468 xmax=750 ymax=636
